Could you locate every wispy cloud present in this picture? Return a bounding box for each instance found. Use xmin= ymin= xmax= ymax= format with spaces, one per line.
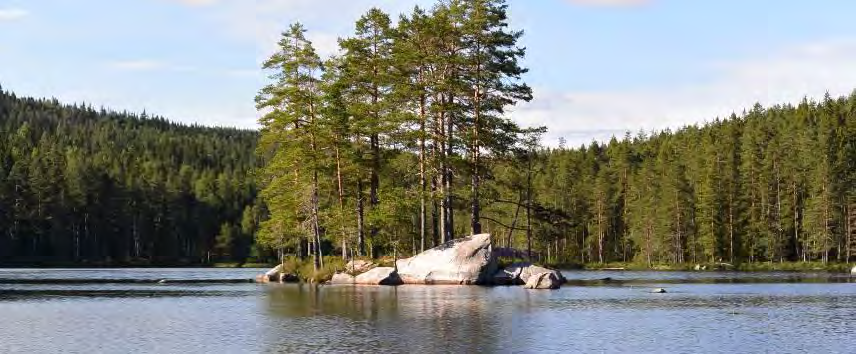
xmin=110 ymin=60 xmax=166 ymax=71
xmin=566 ymin=0 xmax=650 ymax=7
xmin=513 ymin=38 xmax=856 ymax=147
xmin=194 ymin=0 xmax=432 ymax=61
xmin=167 ymin=0 xmax=218 ymax=7
xmin=109 ymin=60 xmax=200 ymax=73
xmin=0 ymin=8 xmax=28 ymax=21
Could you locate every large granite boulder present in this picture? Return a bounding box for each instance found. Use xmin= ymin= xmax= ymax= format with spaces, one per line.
xmin=395 ymin=233 xmax=497 ymax=285
xmin=523 ymin=272 xmax=561 ymax=289
xmin=354 ymin=267 xmax=402 ymax=285
xmin=329 ymin=272 xmax=356 ymax=285
xmin=493 ymin=262 xmax=566 ymax=285
xmin=346 ymin=260 xmax=376 ymax=274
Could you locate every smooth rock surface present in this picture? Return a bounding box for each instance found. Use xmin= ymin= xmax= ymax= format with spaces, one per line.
xmin=851 ymin=265 xmax=856 ymax=274
xmin=523 ymin=272 xmax=561 ymax=289
xmin=329 ymin=272 xmax=356 ymax=285
xmin=256 ymin=264 xmax=298 ymax=283
xmin=651 ymin=288 xmax=667 ymax=293
xmin=345 ymin=260 xmax=376 ymax=274
xmin=256 ymin=265 xmax=283 ymax=283
xmin=395 ymin=233 xmax=497 ymax=285
xmin=354 ymin=267 xmax=402 ymax=285
xmin=265 ymin=265 xmax=282 ymax=277
xmin=493 ymin=262 xmax=566 ymax=285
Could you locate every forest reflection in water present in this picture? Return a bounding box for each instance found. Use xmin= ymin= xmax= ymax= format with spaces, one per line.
xmin=0 ymin=269 xmax=854 ymax=353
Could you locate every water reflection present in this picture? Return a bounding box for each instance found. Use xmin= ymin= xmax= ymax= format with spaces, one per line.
xmin=263 ymin=285 xmax=513 ymax=353
xmin=0 ymin=269 xmax=853 ymax=353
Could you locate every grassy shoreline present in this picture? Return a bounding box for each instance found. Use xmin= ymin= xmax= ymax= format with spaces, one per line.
xmin=549 ymin=261 xmax=853 ymax=273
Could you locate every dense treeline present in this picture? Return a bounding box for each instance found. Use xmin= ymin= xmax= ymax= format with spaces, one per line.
xmin=0 ymin=86 xmax=261 ymax=265
xmin=256 ymin=0 xmax=855 ymax=271
xmin=523 ymin=95 xmax=856 ymax=266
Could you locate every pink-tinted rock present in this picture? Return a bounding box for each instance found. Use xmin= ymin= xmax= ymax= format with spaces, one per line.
xmin=395 ymin=233 xmax=497 ymax=285
xmin=354 ymin=267 xmax=402 ymax=285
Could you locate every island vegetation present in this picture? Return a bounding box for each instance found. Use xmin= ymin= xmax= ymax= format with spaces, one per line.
xmin=0 ymin=0 xmax=854 ymax=275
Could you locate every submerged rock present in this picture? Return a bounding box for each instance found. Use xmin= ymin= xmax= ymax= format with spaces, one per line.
xmin=651 ymin=288 xmax=667 ymax=293
xmin=523 ymin=272 xmax=561 ymax=289
xmin=329 ymin=272 xmax=356 ymax=285
xmin=493 ymin=263 xmax=566 ymax=285
xmin=395 ymin=233 xmax=497 ymax=285
xmin=354 ymin=267 xmax=402 ymax=285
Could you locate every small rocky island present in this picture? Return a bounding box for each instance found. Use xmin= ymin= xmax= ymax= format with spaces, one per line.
xmin=258 ymin=234 xmax=566 ymax=290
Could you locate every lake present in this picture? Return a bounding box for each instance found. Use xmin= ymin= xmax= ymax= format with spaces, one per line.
xmin=0 ymin=268 xmax=853 ymax=353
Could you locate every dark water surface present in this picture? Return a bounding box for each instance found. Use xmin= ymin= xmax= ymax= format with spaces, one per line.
xmin=0 ymin=269 xmax=853 ymax=353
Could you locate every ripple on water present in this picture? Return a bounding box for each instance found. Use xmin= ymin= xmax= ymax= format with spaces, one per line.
xmin=0 ymin=269 xmax=854 ymax=353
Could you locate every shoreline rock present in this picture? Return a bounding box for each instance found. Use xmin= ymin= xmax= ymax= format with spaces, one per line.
xmin=493 ymin=262 xmax=566 ymax=286
xmin=395 ymin=233 xmax=497 ymax=285
xmin=354 ymin=267 xmax=402 ymax=285
xmin=257 ymin=233 xmax=563 ymax=288
xmin=346 ymin=260 xmax=376 ymax=274
xmin=523 ymin=272 xmax=561 ymax=289
xmin=255 ymin=264 xmax=298 ymax=283
xmin=329 ymin=272 xmax=356 ymax=285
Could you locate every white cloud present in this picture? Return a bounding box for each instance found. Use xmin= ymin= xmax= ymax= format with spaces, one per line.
xmin=512 ymin=38 xmax=856 ymax=147
xmin=307 ymin=32 xmax=343 ymax=58
xmin=193 ymin=0 xmax=432 ymax=61
xmin=0 ymin=8 xmax=28 ymax=21
xmin=566 ymin=0 xmax=650 ymax=7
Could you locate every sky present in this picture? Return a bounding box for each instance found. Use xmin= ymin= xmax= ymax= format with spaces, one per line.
xmin=2 ymin=0 xmax=856 ymax=147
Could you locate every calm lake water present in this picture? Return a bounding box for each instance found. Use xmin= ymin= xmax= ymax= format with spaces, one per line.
xmin=0 ymin=268 xmax=853 ymax=353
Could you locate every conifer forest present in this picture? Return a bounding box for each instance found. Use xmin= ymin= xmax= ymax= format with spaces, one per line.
xmin=1 ymin=0 xmax=854 ymax=267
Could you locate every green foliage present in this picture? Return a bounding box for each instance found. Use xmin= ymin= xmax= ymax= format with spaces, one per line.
xmin=0 ymin=87 xmax=259 ymax=265
xmin=515 ymin=94 xmax=856 ymax=267
xmin=255 ymin=0 xmax=534 ymax=264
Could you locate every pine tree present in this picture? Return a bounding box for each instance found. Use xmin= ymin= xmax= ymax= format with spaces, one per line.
xmin=256 ymin=23 xmax=326 ymax=270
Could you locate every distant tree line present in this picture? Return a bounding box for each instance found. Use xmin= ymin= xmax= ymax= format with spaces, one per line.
xmin=523 ymin=95 xmax=856 ymax=266
xmin=0 ymin=87 xmax=261 ymax=265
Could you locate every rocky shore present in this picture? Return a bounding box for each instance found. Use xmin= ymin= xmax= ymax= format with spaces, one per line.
xmin=258 ymin=233 xmax=567 ymax=290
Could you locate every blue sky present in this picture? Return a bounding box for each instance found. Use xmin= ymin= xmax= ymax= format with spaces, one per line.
xmin=2 ymin=0 xmax=856 ymax=146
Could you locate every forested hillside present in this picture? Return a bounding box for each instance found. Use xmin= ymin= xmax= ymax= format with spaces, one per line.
xmin=255 ymin=0 xmax=855 ymax=272
xmin=524 ymin=95 xmax=856 ymax=266
xmin=0 ymin=86 xmax=260 ymax=265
